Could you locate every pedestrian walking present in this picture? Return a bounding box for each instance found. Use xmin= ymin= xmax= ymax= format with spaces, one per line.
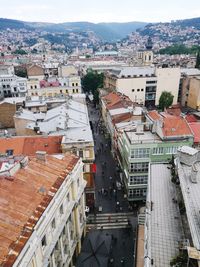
xmin=101 ymin=188 xmax=105 ymax=194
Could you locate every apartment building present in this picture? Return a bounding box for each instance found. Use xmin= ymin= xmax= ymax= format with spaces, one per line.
xmin=27 ymin=76 xmax=81 ymax=98
xmin=117 ymin=110 xmax=193 ymax=202
xmin=104 ymin=66 xmax=180 ymax=107
xmin=0 ymin=74 xmax=27 ymax=97
xmin=0 ymin=152 xmax=86 ymax=267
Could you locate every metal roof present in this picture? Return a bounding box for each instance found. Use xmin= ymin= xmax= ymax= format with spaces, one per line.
xmin=145 ymin=164 xmax=183 ymax=267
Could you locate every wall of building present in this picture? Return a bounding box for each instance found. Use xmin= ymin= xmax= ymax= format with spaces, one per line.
xmin=61 ymin=142 xmax=95 ymax=209
xmin=27 ymin=86 xmax=81 ymax=97
xmin=155 ymin=67 xmax=180 ymax=106
xmin=27 ymin=65 xmax=44 ymax=80
xmin=116 ymin=77 xmax=146 ymax=104
xmin=187 ymin=77 xmax=200 ymax=110
xmin=0 ymin=102 xmax=16 ymax=128
xmin=14 ymin=116 xmax=36 ymax=136
xmin=58 ymin=65 xmax=78 ymax=77
xmin=181 ymin=76 xmax=190 ymax=106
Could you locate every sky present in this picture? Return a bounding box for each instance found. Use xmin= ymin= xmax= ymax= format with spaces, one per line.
xmin=0 ymin=0 xmax=200 ymax=23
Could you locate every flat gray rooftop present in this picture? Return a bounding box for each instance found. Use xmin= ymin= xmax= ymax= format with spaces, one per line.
xmin=178 ymin=161 xmax=200 ymax=250
xmin=145 ymin=164 xmax=183 ymax=267
xmin=126 ymin=131 xmax=161 ymax=144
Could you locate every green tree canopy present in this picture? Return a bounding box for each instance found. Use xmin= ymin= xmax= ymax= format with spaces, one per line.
xmin=159 ymin=91 xmax=174 ymax=111
xmin=81 ymin=71 xmax=104 ymax=94
xmin=159 ymin=45 xmax=200 ymax=55
xmin=12 ymin=49 xmax=27 ymax=55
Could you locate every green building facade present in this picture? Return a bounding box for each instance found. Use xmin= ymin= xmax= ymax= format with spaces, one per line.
xmin=117 ymin=130 xmax=193 ymax=201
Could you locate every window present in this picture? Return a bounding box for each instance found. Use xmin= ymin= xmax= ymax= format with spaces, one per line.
xmin=79 ymin=150 xmax=83 ymax=158
xmin=6 ymin=149 xmax=13 ymax=156
xmin=64 ymin=244 xmax=68 ymax=254
xmin=72 ymin=83 xmax=75 ymax=86
xmin=132 ymin=89 xmax=135 ymax=92
xmin=70 ymin=230 xmax=73 ymax=240
xmin=76 ymin=83 xmax=78 ymax=86
xmin=152 ymin=147 xmax=164 ymax=155
xmin=51 ymin=218 xmax=56 ymax=229
xmin=73 ymin=89 xmax=75 ymax=93
xmin=60 ymin=90 xmax=62 ymax=93
xmin=129 ymin=175 xmax=148 ymax=185
xmin=41 ymin=235 xmax=47 ymax=248
xmin=34 ymin=85 xmax=37 ymax=89
xmin=66 ymin=89 xmax=68 ymax=93
xmin=128 ymin=188 xmax=146 ymax=198
xmin=60 ymin=204 xmax=64 ymax=214
xmin=30 ymin=85 xmax=33 ymax=89
xmin=165 ymin=147 xmax=178 ymax=154
xmin=67 ymin=192 xmax=70 ymax=201
xmin=141 ymin=88 xmax=144 ymax=91
xmin=76 ymin=89 xmax=79 ymax=93
xmin=131 ymin=148 xmax=150 ymax=158
xmin=64 ymin=83 xmax=66 ymax=86
xmin=130 ymin=162 xmax=149 ymax=173
xmin=137 ymin=89 xmax=140 ymax=92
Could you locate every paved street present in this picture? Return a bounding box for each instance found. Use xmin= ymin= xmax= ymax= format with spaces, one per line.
xmin=87 ymin=102 xmax=131 ymax=214
xmin=77 ymin=101 xmax=137 ymax=267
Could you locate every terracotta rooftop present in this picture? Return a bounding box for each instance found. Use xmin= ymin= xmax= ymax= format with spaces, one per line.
xmin=112 ymin=113 xmax=133 ymax=124
xmin=102 ymin=92 xmax=132 ymax=110
xmin=147 ymin=110 xmax=193 ymax=137
xmin=189 ymin=122 xmax=200 ymax=143
xmin=148 ymin=110 xmax=161 ymax=121
xmin=0 ymin=136 xmax=62 ymax=156
xmin=162 ymin=115 xmax=192 ymax=137
xmin=185 ymin=114 xmax=198 ymax=123
xmin=0 ymin=153 xmax=79 ymax=266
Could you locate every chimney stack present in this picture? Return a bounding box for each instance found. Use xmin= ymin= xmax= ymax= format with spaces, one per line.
xmin=36 ymin=151 xmax=46 ymax=162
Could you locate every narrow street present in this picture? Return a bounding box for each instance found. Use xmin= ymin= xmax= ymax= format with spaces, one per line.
xmin=87 ymin=102 xmax=130 ymax=213
xmin=79 ymin=101 xmax=137 ymax=267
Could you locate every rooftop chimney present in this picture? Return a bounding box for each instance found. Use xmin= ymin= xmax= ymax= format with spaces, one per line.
xmin=36 ymin=151 xmax=46 ymax=162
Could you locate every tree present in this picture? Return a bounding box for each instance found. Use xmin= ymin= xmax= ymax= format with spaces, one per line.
xmin=159 ymin=91 xmax=174 ymax=111
xmin=81 ymin=71 xmax=104 ymax=94
xmin=195 ymin=50 xmax=200 ymax=69
xmin=12 ymin=49 xmax=27 ymax=55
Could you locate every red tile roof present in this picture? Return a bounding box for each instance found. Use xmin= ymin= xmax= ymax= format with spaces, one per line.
xmin=0 ymin=136 xmax=62 ymax=156
xmin=0 ymin=154 xmax=79 ymax=266
xmin=112 ymin=113 xmax=133 ymax=124
xmin=102 ymin=92 xmax=132 ymax=110
xmin=185 ymin=114 xmax=198 ymax=123
xmin=147 ymin=110 xmax=161 ymax=121
xmin=162 ymin=116 xmax=192 ymax=137
xmin=147 ymin=110 xmax=193 ymax=137
xmin=189 ymin=122 xmax=200 ymax=143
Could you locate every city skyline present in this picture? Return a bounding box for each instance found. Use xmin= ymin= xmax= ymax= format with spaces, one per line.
xmin=0 ymin=0 xmax=200 ymax=23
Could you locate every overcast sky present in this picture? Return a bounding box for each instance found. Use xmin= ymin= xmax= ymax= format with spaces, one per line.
xmin=1 ymin=0 xmax=200 ymax=23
